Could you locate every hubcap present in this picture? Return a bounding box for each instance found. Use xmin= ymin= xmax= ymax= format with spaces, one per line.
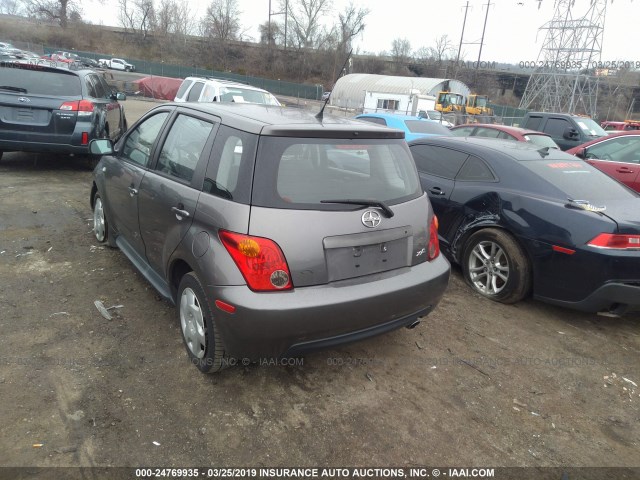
xmin=93 ymin=197 xmax=105 ymax=242
xmin=468 ymin=240 xmax=509 ymax=295
xmin=180 ymin=288 xmax=206 ymax=359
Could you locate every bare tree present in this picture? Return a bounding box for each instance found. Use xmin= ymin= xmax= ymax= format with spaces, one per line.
xmin=27 ymin=0 xmax=82 ymax=28
xmin=391 ymin=38 xmax=411 ymax=64
xmin=118 ymin=0 xmax=155 ymax=38
xmin=259 ymin=21 xmax=284 ymax=45
xmin=201 ymin=0 xmax=241 ymax=42
xmin=336 ymin=2 xmax=369 ymax=55
xmin=0 ymin=0 xmax=23 ymax=15
xmin=429 ymin=34 xmax=455 ymax=64
xmin=284 ymin=0 xmax=332 ymax=49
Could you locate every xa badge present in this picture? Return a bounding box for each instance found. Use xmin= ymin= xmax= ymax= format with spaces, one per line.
xmin=18 ymin=97 xmax=30 ymax=103
xmin=361 ymin=210 xmax=382 ymax=228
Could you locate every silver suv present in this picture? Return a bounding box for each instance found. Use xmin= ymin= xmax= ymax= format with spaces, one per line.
xmin=174 ymin=77 xmax=280 ymax=106
xmin=89 ymin=103 xmax=450 ymax=373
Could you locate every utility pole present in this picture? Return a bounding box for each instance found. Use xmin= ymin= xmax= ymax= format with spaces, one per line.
xmin=453 ymin=1 xmax=472 ymax=80
xmin=268 ymin=0 xmax=288 ymax=49
xmin=476 ymin=0 xmax=492 ymax=69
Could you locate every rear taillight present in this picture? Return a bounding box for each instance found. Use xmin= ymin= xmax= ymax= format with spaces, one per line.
xmin=59 ymin=100 xmax=94 ymax=116
xmin=588 ymin=233 xmax=640 ymax=250
xmin=219 ymin=231 xmax=293 ymax=291
xmin=427 ymin=215 xmax=440 ymax=261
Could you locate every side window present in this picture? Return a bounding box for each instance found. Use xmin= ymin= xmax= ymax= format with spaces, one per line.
xmin=175 ymin=79 xmax=193 ymax=100
xmin=90 ymin=75 xmax=106 ymax=98
xmin=204 ymin=125 xmax=257 ymax=202
xmin=544 ymin=118 xmax=571 ymax=137
xmin=474 ymin=127 xmax=501 ymax=138
xmin=410 ymin=145 xmax=468 ymax=179
xmin=496 ymin=131 xmax=515 ymax=140
xmin=201 ymin=84 xmax=217 ymax=102
xmin=156 ymin=114 xmax=214 ymax=183
xmin=456 ymin=156 xmax=496 ymax=181
xmin=187 ymin=82 xmax=205 ymax=102
xmin=524 ymin=115 xmax=543 ymax=131
xmin=359 ymin=117 xmax=387 ymax=126
xmin=121 ymin=112 xmax=170 ymax=167
xmin=85 ymin=76 xmax=98 ymax=98
xmin=586 ymin=136 xmax=640 ymax=164
xmin=451 ymin=126 xmax=475 ymax=136
xmin=97 ymin=76 xmax=113 ymax=98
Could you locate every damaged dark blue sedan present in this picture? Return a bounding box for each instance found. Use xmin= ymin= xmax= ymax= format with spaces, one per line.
xmin=408 ymin=136 xmax=640 ymax=315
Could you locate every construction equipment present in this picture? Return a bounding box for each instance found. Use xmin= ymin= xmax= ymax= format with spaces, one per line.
xmin=435 ymin=91 xmax=466 ymax=114
xmin=435 ymin=91 xmax=494 ymax=124
xmin=465 ymin=94 xmax=494 ymax=116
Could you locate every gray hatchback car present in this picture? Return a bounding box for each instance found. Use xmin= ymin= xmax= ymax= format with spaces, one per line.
xmin=89 ymin=103 xmax=450 ymax=373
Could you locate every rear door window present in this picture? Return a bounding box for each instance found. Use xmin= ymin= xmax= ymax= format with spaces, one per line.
xmin=523 ymin=115 xmax=543 ymax=131
xmin=187 ymin=82 xmax=204 ymax=102
xmin=175 ymin=79 xmax=193 ymax=100
xmin=252 ymin=138 xmax=421 ymax=210
xmin=410 ymin=144 xmax=468 ymax=179
xmin=456 ymin=156 xmax=496 ymax=181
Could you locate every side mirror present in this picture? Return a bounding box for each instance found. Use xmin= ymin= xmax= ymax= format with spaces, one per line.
xmin=574 ymin=147 xmax=586 ymax=159
xmin=563 ymin=127 xmax=579 ymax=140
xmin=116 ymin=92 xmax=126 ymax=101
xmin=89 ymin=139 xmax=114 ymax=155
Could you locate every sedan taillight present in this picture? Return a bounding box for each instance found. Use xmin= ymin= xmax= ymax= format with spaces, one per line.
xmin=587 ymin=233 xmax=640 ymax=250
xmin=219 ymin=231 xmax=293 ymax=291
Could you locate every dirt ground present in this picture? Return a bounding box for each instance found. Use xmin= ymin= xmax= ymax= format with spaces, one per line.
xmin=0 ymin=100 xmax=639 ymax=477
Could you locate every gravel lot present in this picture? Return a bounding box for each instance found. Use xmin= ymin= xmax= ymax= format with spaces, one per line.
xmin=0 ymin=99 xmax=639 ymax=479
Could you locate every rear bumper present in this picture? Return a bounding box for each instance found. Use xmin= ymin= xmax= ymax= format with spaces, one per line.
xmin=0 ymin=138 xmax=89 ymax=155
xmin=208 ymin=255 xmax=450 ymax=360
xmin=536 ymin=280 xmax=640 ymax=314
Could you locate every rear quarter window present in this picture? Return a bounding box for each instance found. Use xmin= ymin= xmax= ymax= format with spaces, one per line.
xmin=252 ymin=138 xmax=421 ymax=210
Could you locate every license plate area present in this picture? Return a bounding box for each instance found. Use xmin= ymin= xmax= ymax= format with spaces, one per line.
xmin=324 ymin=227 xmax=412 ymax=282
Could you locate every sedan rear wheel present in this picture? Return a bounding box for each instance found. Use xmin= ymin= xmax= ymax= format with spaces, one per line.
xmin=462 ymin=228 xmax=531 ymax=304
xmin=178 ymin=272 xmax=227 ymax=373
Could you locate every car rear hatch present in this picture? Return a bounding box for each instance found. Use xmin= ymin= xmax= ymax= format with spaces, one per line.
xmin=0 ymin=63 xmax=82 ymax=144
xmin=248 ymin=133 xmax=433 ymax=288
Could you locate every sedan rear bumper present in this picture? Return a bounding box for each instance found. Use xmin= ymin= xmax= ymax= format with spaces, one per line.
xmin=0 ymin=139 xmax=90 ymax=155
xmin=208 ymin=255 xmax=450 ymax=360
xmin=536 ymin=280 xmax=640 ymax=314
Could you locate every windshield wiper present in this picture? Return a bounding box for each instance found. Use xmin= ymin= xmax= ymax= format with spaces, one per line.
xmin=0 ymin=85 xmax=27 ymax=93
xmin=320 ymin=198 xmax=394 ymax=218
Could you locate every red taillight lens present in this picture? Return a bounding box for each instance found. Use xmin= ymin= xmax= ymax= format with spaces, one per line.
xmin=427 ymin=215 xmax=440 ymax=261
xmin=588 ymin=233 xmax=640 ymax=250
xmin=219 ymin=231 xmax=293 ymax=291
xmin=59 ymin=100 xmax=94 ymax=116
xmin=81 ymin=132 xmax=89 ymax=145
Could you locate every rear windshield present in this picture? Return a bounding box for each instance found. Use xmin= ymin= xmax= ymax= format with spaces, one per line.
xmin=521 ymin=159 xmax=638 ymax=202
xmin=524 ymin=134 xmax=558 ymax=149
xmin=405 ymin=120 xmax=452 ymax=136
xmin=0 ymin=63 xmax=81 ymax=96
xmin=252 ymin=138 xmax=422 ymax=210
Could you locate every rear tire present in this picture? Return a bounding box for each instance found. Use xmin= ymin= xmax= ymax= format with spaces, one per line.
xmin=178 ymin=272 xmax=228 ymax=373
xmin=462 ymin=228 xmax=531 ymax=304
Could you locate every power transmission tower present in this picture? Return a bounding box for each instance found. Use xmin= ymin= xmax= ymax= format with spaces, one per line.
xmin=519 ymin=0 xmax=607 ymax=116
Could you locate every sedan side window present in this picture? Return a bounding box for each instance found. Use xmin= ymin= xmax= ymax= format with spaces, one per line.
xmin=156 ymin=114 xmax=215 ymax=183
xmin=121 ymin=112 xmax=170 ymax=167
xmin=456 ymin=156 xmax=496 ymax=181
xmin=474 ymin=127 xmax=501 ymax=138
xmin=451 ymin=127 xmax=475 ymax=137
xmin=410 ymin=144 xmax=468 ymax=179
xmin=586 ymin=136 xmax=640 ymax=164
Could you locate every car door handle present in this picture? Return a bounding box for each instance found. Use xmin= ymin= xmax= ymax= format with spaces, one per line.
xmin=171 ymin=206 xmax=190 ymax=219
xmin=615 ymin=167 xmax=634 ymax=173
xmin=429 ymin=187 xmax=446 ymax=195
xmin=128 ymin=186 xmax=138 ymax=196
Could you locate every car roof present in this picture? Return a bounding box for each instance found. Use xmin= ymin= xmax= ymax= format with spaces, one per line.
xmin=160 ymin=103 xmax=406 ymax=138
xmin=408 ymin=136 xmax=572 ymax=161
xmin=453 ymin=123 xmax=551 ymax=137
xmin=183 ymin=76 xmax=271 ymax=93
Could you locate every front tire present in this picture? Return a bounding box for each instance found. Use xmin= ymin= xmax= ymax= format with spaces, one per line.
xmin=178 ymin=272 xmax=228 ymax=373
xmin=462 ymin=228 xmax=531 ymax=304
xmin=92 ymin=192 xmax=116 ymax=247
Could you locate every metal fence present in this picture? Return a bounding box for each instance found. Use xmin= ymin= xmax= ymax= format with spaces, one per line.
xmin=43 ymin=47 xmax=324 ymax=100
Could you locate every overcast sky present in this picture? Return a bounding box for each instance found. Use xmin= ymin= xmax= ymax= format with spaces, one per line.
xmin=83 ymin=0 xmax=638 ymax=65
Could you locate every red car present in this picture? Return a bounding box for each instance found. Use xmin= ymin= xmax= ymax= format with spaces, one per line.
xmin=451 ymin=123 xmax=559 ymax=149
xmin=567 ymin=131 xmax=640 ymax=193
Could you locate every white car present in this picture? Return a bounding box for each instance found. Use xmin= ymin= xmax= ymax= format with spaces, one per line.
xmin=98 ymin=58 xmax=135 ymax=72
xmin=174 ymin=77 xmax=280 ymax=105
